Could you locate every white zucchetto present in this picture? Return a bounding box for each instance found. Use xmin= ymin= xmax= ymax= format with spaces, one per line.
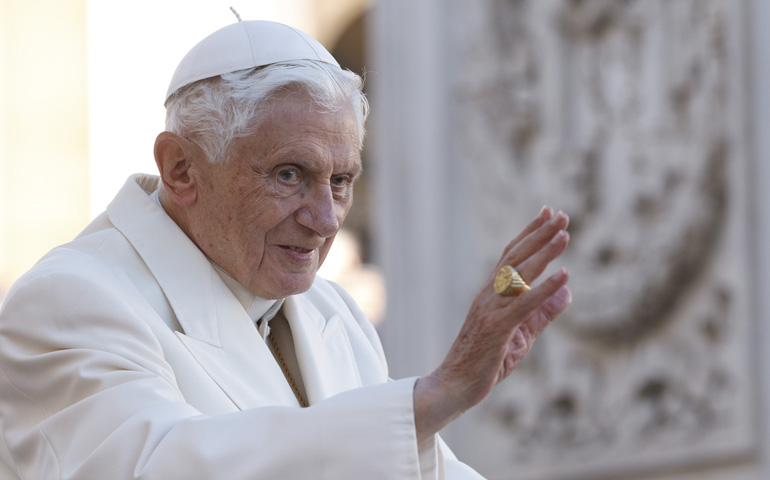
xmin=165 ymin=20 xmax=339 ymax=104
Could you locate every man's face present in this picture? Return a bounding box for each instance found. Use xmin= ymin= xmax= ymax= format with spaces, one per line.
xmin=187 ymin=91 xmax=362 ymax=299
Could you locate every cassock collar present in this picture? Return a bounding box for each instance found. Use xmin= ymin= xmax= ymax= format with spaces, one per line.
xmin=213 ymin=263 xmax=284 ymax=337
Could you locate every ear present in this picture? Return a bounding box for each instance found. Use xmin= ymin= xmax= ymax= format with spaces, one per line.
xmin=154 ymin=131 xmax=197 ymax=207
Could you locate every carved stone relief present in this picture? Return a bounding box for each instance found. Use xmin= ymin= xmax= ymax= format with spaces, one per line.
xmin=452 ymin=1 xmax=754 ymax=478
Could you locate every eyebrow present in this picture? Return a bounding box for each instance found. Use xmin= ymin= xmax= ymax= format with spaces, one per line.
xmin=287 ymin=149 xmax=361 ymax=173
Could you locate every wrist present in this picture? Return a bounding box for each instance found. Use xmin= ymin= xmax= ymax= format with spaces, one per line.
xmin=413 ymin=374 xmax=465 ymax=443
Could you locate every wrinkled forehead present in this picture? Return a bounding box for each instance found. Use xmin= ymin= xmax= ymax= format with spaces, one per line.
xmin=239 ymin=91 xmax=361 ymax=150
xmin=235 ymin=87 xmax=361 ymax=145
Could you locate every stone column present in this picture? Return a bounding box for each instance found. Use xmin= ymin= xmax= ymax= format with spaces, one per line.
xmin=369 ymin=0 xmax=482 ymax=379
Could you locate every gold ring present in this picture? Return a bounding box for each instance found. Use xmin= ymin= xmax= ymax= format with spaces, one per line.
xmin=494 ymin=265 xmax=531 ymax=296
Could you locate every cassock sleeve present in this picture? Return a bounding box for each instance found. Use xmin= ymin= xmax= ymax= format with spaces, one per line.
xmin=326 ymin=280 xmax=486 ymax=480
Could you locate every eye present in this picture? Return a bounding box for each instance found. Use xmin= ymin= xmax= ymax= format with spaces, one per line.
xmin=277 ymin=167 xmax=301 ymax=184
xmin=331 ymin=175 xmax=352 ymax=188
xmin=330 ymin=175 xmax=356 ymax=197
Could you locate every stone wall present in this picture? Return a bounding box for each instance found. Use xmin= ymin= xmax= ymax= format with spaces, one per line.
xmin=370 ymin=1 xmax=766 ymax=478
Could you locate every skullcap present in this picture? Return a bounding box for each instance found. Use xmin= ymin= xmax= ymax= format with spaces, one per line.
xmin=165 ymin=20 xmax=339 ymax=104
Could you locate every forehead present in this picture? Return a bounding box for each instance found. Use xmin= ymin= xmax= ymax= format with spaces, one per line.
xmin=233 ymin=91 xmax=361 ymax=169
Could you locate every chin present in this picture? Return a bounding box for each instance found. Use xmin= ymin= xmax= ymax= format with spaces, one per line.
xmin=263 ymin=275 xmax=316 ymax=299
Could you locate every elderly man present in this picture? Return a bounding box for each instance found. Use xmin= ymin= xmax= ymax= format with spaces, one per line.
xmin=0 ymin=20 xmax=571 ymax=479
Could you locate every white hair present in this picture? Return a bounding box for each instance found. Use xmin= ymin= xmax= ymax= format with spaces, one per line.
xmin=164 ymin=60 xmax=369 ymax=165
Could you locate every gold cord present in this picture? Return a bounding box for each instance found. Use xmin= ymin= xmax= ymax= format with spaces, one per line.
xmin=268 ymin=332 xmax=308 ymax=408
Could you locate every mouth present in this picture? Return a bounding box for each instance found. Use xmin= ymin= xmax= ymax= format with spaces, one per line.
xmin=281 ymin=245 xmax=314 ymax=254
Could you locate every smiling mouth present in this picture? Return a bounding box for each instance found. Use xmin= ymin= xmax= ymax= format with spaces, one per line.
xmin=283 ymin=246 xmax=313 ymax=254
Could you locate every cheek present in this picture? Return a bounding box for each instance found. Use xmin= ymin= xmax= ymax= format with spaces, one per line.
xmin=237 ymin=191 xmax=299 ymax=236
xmin=337 ymin=197 xmax=354 ymax=223
xmin=317 ymin=238 xmax=336 ymax=267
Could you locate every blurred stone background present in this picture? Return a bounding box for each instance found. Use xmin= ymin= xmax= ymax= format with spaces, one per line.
xmin=4 ymin=1 xmax=770 ymax=479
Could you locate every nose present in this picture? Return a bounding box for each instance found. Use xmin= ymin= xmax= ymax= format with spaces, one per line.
xmin=295 ymin=183 xmax=340 ymax=238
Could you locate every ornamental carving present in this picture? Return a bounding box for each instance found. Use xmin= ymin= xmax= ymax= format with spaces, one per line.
xmin=454 ymin=0 xmax=754 ymax=477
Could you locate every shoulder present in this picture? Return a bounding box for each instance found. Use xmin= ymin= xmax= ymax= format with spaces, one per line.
xmin=0 ymin=231 xmax=171 ymax=376
xmin=16 ymin=225 xmax=137 ymax=290
xmin=2 ymin=237 xmax=131 ymax=323
xmin=1 ymin=224 xmax=155 ymax=334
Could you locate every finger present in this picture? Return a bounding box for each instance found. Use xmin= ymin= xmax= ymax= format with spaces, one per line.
xmin=500 ymin=267 xmax=570 ymax=321
xmin=505 ymin=211 xmax=569 ymax=269
xmin=507 ymin=284 xmax=571 ymax=369
xmin=502 ymin=206 xmax=554 ymax=257
xmin=540 ymin=285 xmax=572 ymax=323
xmin=515 ymin=228 xmax=570 ymax=283
xmin=523 ymin=285 xmax=572 ymax=337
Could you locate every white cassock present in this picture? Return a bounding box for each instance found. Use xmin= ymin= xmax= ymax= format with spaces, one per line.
xmin=0 ymin=174 xmax=484 ymax=479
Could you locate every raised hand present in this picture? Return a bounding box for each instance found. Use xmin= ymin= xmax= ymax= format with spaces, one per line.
xmin=414 ymin=206 xmax=572 ymax=440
